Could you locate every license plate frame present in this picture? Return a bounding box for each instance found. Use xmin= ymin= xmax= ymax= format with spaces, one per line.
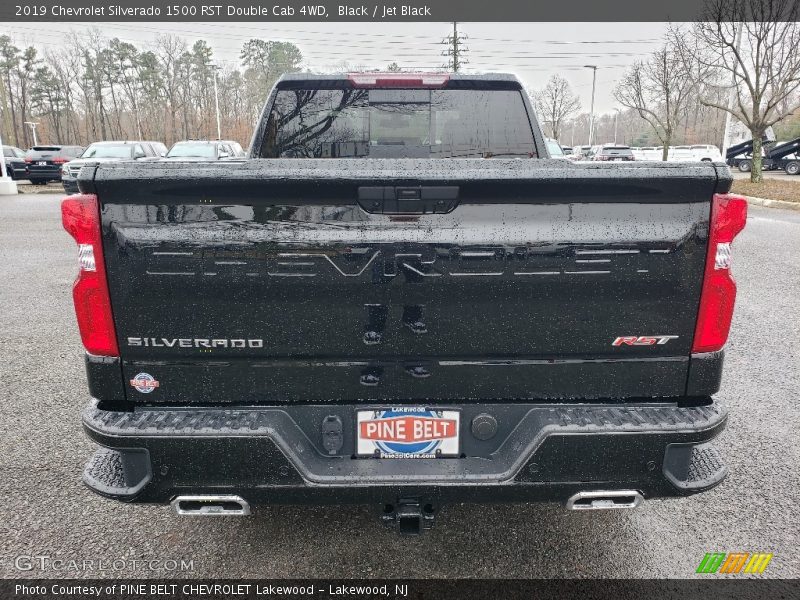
xmin=356 ymin=408 xmax=460 ymax=458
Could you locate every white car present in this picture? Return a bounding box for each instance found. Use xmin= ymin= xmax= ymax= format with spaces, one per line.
xmin=669 ymin=146 xmax=695 ymax=161
xmin=570 ymin=145 xmax=594 ymax=161
xmin=690 ymin=145 xmax=723 ymax=162
xmin=544 ymin=138 xmax=570 ymax=160
xmin=635 ymin=145 xmax=722 ymax=162
xmin=637 ymin=146 xmax=663 ymax=161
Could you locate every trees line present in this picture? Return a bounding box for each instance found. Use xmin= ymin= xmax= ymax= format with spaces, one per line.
xmin=533 ymin=0 xmax=800 ymax=182
xmin=2 ymin=0 xmax=799 ymax=184
xmin=0 ymin=30 xmax=302 ymax=149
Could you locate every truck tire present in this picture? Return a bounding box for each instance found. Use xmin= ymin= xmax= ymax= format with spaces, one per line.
xmin=785 ymin=161 xmax=800 ymax=175
xmin=738 ymin=160 xmax=752 ymax=172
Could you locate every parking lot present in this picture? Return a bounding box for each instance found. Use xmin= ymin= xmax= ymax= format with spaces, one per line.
xmin=1 ymin=193 xmax=798 ymax=579
xmin=731 ymin=170 xmax=798 ymax=180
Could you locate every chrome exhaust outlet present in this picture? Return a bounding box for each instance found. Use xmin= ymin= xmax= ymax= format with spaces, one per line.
xmin=171 ymin=495 xmax=251 ymax=516
xmin=566 ymin=490 xmax=644 ymax=511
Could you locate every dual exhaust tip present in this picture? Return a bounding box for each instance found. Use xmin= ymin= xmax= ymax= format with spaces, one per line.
xmin=170 ymin=490 xmax=642 ymax=517
xmin=566 ymin=490 xmax=644 ymax=511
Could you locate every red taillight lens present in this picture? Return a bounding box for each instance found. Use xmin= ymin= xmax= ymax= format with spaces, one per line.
xmin=347 ymin=72 xmax=450 ymax=88
xmin=24 ymin=157 xmax=32 ymax=163
xmin=692 ymin=193 xmax=748 ymax=353
xmin=61 ymin=194 xmax=119 ymax=357
xmin=53 ymin=157 xmax=69 ymax=164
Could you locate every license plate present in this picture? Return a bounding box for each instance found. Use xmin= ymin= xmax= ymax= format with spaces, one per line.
xmin=37 ymin=161 xmax=47 ymax=166
xmin=356 ymin=408 xmax=460 ymax=458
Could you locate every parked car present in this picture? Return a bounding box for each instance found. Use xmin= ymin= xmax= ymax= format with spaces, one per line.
xmin=25 ymin=145 xmax=84 ymax=184
xmin=63 ymin=72 xmax=745 ymax=534
xmin=588 ymin=145 xmax=604 ymax=159
xmin=150 ymin=142 xmax=168 ymax=157
xmin=3 ymin=145 xmax=27 ymax=179
xmin=690 ymin=145 xmax=723 ymax=162
xmin=633 ymin=146 xmax=662 ymax=161
xmin=764 ymin=138 xmax=800 ymax=174
xmin=61 ymin=141 xmax=165 ymax=193
xmin=571 ymin=145 xmax=593 ymax=160
xmin=784 ymin=157 xmax=800 ymax=175
xmin=592 ymin=145 xmax=635 ymax=161
xmin=561 ymin=146 xmax=574 ymax=156
xmin=668 ymin=146 xmax=695 ymax=161
xmin=725 ymin=134 xmax=778 ymax=172
xmin=544 ymin=138 xmax=569 ymax=159
xmin=165 ymin=140 xmax=246 ymax=160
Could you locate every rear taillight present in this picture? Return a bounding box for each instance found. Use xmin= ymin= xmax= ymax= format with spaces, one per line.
xmin=24 ymin=157 xmax=32 ymax=163
xmin=61 ymin=194 xmax=119 ymax=357
xmin=692 ymin=193 xmax=748 ymax=353
xmin=53 ymin=157 xmax=69 ymax=164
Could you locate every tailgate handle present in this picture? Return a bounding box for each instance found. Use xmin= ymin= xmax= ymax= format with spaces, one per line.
xmin=397 ymin=187 xmax=421 ymax=200
xmin=357 ymin=186 xmax=459 ymax=214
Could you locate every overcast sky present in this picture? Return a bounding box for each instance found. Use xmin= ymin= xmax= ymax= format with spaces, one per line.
xmin=4 ymin=21 xmax=670 ymax=113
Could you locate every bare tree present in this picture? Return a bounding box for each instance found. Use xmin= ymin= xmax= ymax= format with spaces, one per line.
xmin=533 ymin=75 xmax=580 ymax=141
xmin=680 ymin=0 xmax=800 ymax=182
xmin=614 ymin=44 xmax=698 ymax=161
xmin=0 ymin=29 xmax=302 ymax=147
xmin=155 ymin=35 xmax=187 ymax=145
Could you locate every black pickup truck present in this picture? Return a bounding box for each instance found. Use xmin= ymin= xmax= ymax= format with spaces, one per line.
xmin=63 ymin=73 xmax=746 ymax=534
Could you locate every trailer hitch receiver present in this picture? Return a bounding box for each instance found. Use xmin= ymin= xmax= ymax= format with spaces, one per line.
xmin=381 ymin=499 xmax=436 ymax=535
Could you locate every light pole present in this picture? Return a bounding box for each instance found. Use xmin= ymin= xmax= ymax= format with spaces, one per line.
xmin=24 ymin=121 xmax=39 ymax=146
xmin=213 ymin=67 xmax=222 ymax=140
xmin=613 ymin=108 xmax=621 ymax=145
xmin=584 ymin=65 xmax=597 ymax=147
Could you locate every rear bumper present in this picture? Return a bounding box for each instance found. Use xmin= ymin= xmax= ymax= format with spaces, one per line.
xmin=62 ymin=178 xmax=79 ymax=194
xmin=6 ymin=164 xmax=26 ymax=179
xmin=27 ymin=167 xmax=61 ymax=181
xmin=82 ymin=399 xmax=728 ymax=506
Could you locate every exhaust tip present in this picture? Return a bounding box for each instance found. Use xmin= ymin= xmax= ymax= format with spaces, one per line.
xmin=566 ymin=490 xmax=643 ymax=511
xmin=172 ymin=495 xmax=251 ymax=516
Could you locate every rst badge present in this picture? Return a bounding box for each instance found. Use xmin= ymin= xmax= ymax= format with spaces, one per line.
xmin=130 ymin=372 xmax=159 ymax=393
xmin=356 ymin=408 xmax=460 ymax=458
xmin=612 ymin=335 xmax=679 ymax=346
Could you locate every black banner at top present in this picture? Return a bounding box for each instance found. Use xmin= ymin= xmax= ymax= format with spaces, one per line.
xmin=0 ymin=0 xmax=784 ymax=22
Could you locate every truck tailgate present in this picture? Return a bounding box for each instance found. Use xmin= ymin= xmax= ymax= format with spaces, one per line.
xmin=87 ymin=159 xmax=728 ymax=404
